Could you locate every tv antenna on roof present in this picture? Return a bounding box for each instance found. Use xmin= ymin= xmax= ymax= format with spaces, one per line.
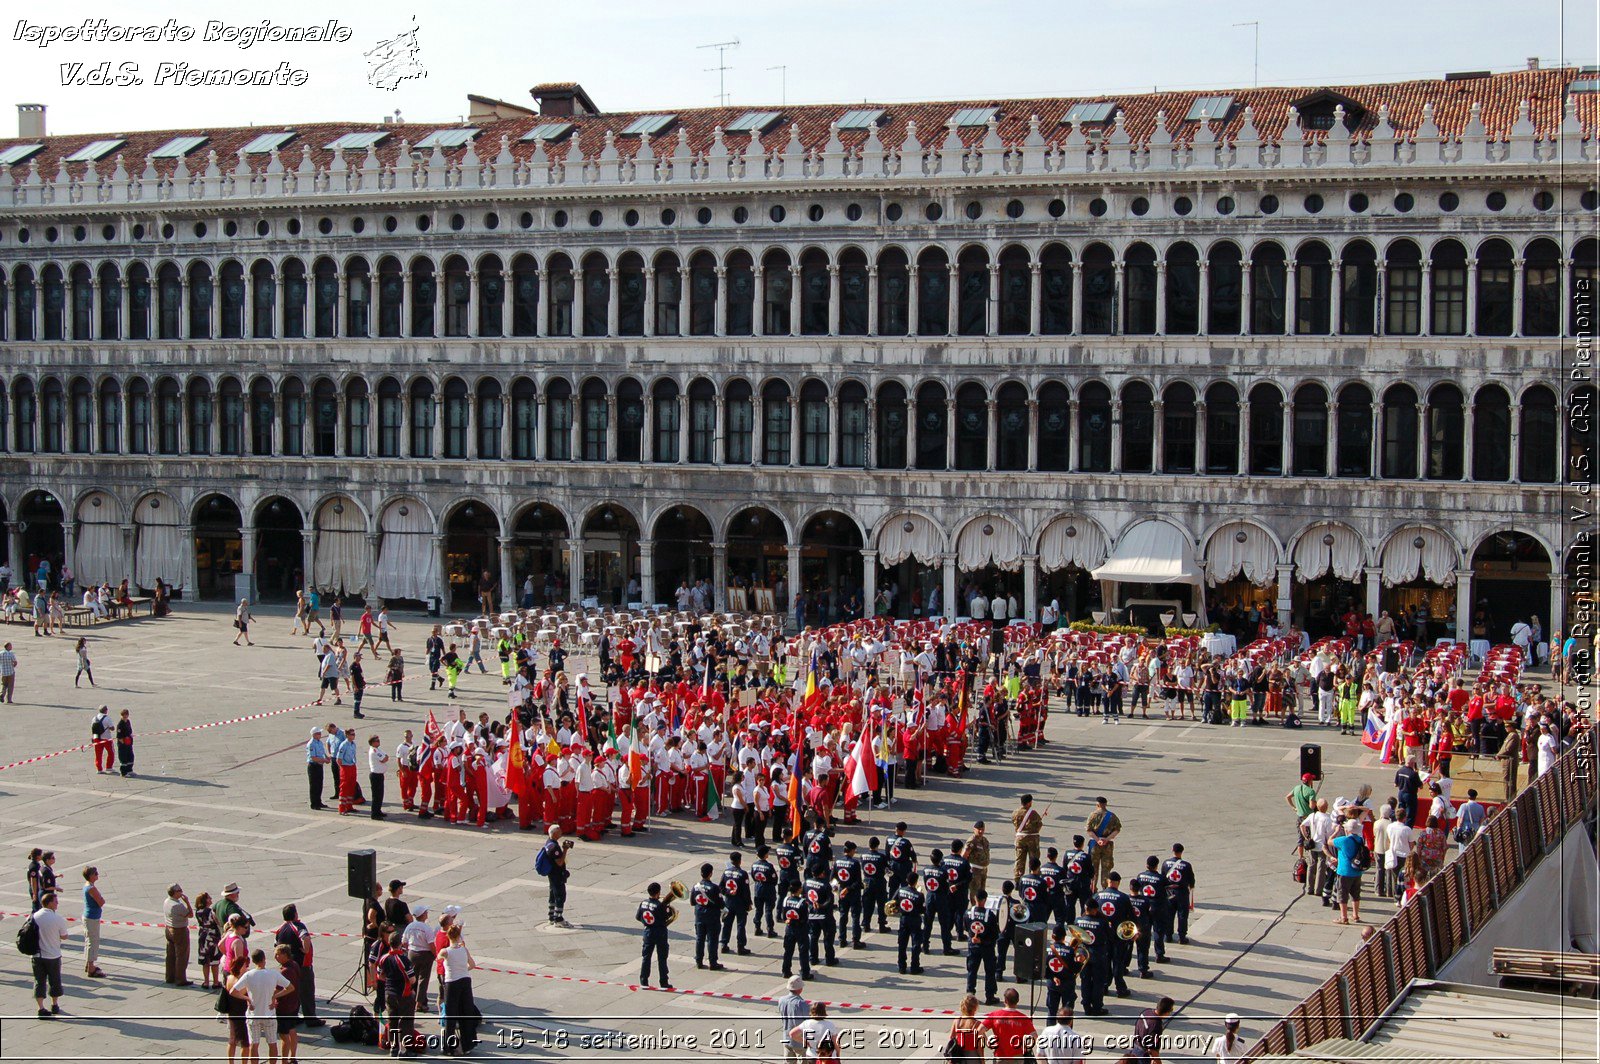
xmin=699 ymin=38 xmax=740 ymax=107
xmin=1232 ymin=21 xmax=1260 ymax=87
xmin=768 ymin=65 xmax=788 ymax=107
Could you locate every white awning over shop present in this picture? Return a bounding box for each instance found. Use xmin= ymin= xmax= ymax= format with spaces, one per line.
xmin=73 ymin=491 xmax=124 ymax=586
xmin=955 ymin=515 xmax=1024 ymax=572
xmin=133 ymin=496 xmax=186 ymax=589
xmin=877 ymin=512 xmax=945 ymax=568
xmin=1204 ymin=521 xmax=1278 ymax=586
xmin=1293 ymin=522 xmax=1365 ymax=583
xmin=1037 ymin=516 xmax=1109 ymax=573
xmin=1381 ymin=527 xmax=1458 ymax=587
xmin=313 ymin=498 xmax=368 ymax=596
xmin=375 ymin=499 xmax=440 ymax=602
xmin=1091 ymin=520 xmax=1202 ymax=585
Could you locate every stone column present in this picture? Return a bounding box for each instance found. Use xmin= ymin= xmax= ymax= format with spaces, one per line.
xmin=788 ymin=265 xmax=801 ymax=335
xmin=1365 ymin=569 xmax=1382 ymax=619
xmin=864 ymin=398 xmax=877 ymax=468
xmin=498 ymin=536 xmax=515 ymax=609
xmin=1280 ymin=401 xmax=1292 ymax=475
xmin=239 ymin=527 xmax=258 ymax=603
xmin=985 ymin=399 xmax=998 ymax=470
xmin=1109 ymin=400 xmax=1123 ymax=473
xmin=569 ymin=537 xmax=585 ymax=605
xmin=1454 ymin=568 xmax=1473 ymax=643
xmin=1239 ymin=264 xmax=1252 ymax=336
xmin=1023 ymin=553 xmax=1038 ymax=623
xmin=862 ymin=549 xmax=878 ymax=612
xmin=942 ymin=553 xmax=958 ymax=620
xmin=679 ymin=267 xmax=691 ymax=334
xmin=334 ymin=272 xmax=348 ymax=337
xmin=180 ymin=279 xmax=193 ymax=339
xmin=364 ymin=532 xmax=380 ymax=601
xmin=1325 ymin=403 xmax=1338 ymax=477
xmin=754 ymin=392 xmax=767 ymax=466
xmin=534 ymin=269 xmax=549 ymax=337
xmin=6 ymin=523 xmax=23 ymax=582
xmin=711 ymin=541 xmax=728 ymax=612
xmin=1370 ymin=400 xmax=1383 ymax=478
xmin=1511 ymin=260 xmax=1524 ymax=338
xmin=1284 ymin=259 xmax=1297 ymax=334
xmin=986 ymin=263 xmax=999 ymax=334
xmin=1194 ymin=401 xmax=1208 ymax=474
xmin=1112 ymin=261 xmax=1126 ymax=334
xmin=1153 ymin=400 xmax=1167 ymax=471
xmin=642 ymin=268 xmax=656 ymax=337
xmin=752 ymin=267 xmax=766 ymax=337
xmin=118 ymin=277 xmax=131 ymax=339
xmin=947 ymin=266 xmax=959 ymax=336
xmin=639 ymin=538 xmax=656 ymax=606
xmin=1415 ymin=403 xmax=1428 ymax=479
xmin=292 ymin=527 xmax=307 ymax=598
xmin=788 ymin=395 xmax=801 ymax=465
xmin=466 ymin=270 xmax=480 ymax=338
xmin=1026 ymin=400 xmax=1039 ymax=471
xmin=713 ymin=266 xmax=727 ymax=337
xmin=432 ymin=396 xmax=445 ymax=460
xmin=499 ymin=274 xmax=511 ymax=338
xmin=907 ymin=398 xmax=919 ymax=468
xmin=1465 ymin=259 xmax=1478 ymax=336
xmin=1550 ymin=573 xmax=1567 ymax=641
xmin=270 ymin=395 xmax=283 ymax=455
xmin=907 ymin=265 xmax=920 ymax=337
xmin=1066 ymin=400 xmax=1079 ymax=473
xmin=826 ymin=396 xmax=839 ymax=468
xmin=866 ymin=266 xmax=879 ymax=335
xmin=1276 ymin=562 xmax=1295 ymax=626
xmin=433 ymin=265 xmax=445 ymax=338
xmin=1070 ymin=262 xmax=1083 ymax=336
xmin=533 ymin=395 xmax=547 ymax=461
xmin=642 ymin=394 xmax=655 ymax=463
xmin=399 ymin=273 xmax=411 ymax=338
xmin=1419 ymin=263 xmax=1432 ymax=337
xmin=1462 ymin=402 xmax=1476 ymax=480
xmin=1329 ymin=259 xmax=1342 ymax=335
xmin=714 ymin=392 xmax=726 ymax=463
xmin=62 ymin=524 xmax=77 ymax=585
xmin=1198 ymin=260 xmax=1213 ymax=335
xmin=1154 ymin=261 xmax=1168 ymax=335
xmin=605 ymin=395 xmax=618 ymax=462
xmin=431 ymin=534 xmax=447 ymax=607
xmin=827 ymin=265 xmax=841 ymax=335
xmin=945 ymin=397 xmax=957 ymax=469
xmin=786 ymin=545 xmax=803 ymax=625
xmin=1029 ymin=262 xmax=1042 ymax=336
xmin=1508 ymin=415 xmax=1521 ymax=485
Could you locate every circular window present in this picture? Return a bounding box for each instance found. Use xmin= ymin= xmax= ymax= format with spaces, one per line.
xmin=1215 ymin=196 xmax=1234 ymax=216
xmin=193 ymin=222 xmax=207 ymax=238
xmin=1348 ymin=192 xmax=1369 ymax=213
xmin=132 ymin=224 xmax=145 ymax=241
xmin=770 ymin=205 xmax=786 ymax=223
xmin=1173 ymin=196 xmax=1193 ymax=217
xmin=417 ymin=214 xmax=432 ymax=231
xmin=318 ymin=217 xmax=333 ymax=235
xmin=73 ymin=225 xmax=86 ymax=242
xmin=624 ymin=209 xmax=639 ymax=227
xmin=846 ymin=203 xmax=862 ymax=222
xmin=16 ymin=228 xmax=28 ymax=243
xmin=1394 ymin=192 xmax=1414 ymax=213
xmin=255 ymin=220 xmax=269 ymax=237
xmin=697 ymin=207 xmax=712 ymax=225
xmin=925 ymin=202 xmax=943 ymax=221
xmin=1583 ymin=189 xmax=1599 ymax=212
xmin=519 ymin=211 xmax=534 ymax=229
xmin=732 ymin=206 xmax=749 ymax=224
xmin=1439 ymin=191 xmax=1459 ymax=213
xmin=449 ymin=213 xmax=465 ymax=231
xmin=552 ymin=210 xmax=568 ymax=228
xmin=102 ymin=224 xmax=116 ymax=241
xmin=660 ymin=208 xmax=676 ymax=226
xmin=886 ymin=202 xmax=903 ymax=222
xmin=1005 ymin=199 xmax=1024 ymax=220
xmin=1533 ymin=190 xmax=1554 ymax=212
xmin=1130 ymin=196 xmax=1149 ymax=217
xmin=161 ymin=223 xmax=175 ymax=239
xmin=382 ymin=216 xmax=397 ymax=233
xmin=1047 ymin=198 xmax=1066 ymax=218
xmin=965 ymin=200 xmax=983 ymax=221
xmin=44 ymin=226 xmax=57 ymax=243
xmin=287 ymin=218 xmax=302 ymax=236
xmin=1088 ymin=197 xmax=1108 ymax=217
xmin=481 ymin=212 xmax=498 ymax=231
xmin=1303 ymin=193 xmax=1324 ymax=214
xmin=1486 ymin=190 xmax=1507 ymax=212
xmin=1259 ymin=194 xmax=1279 ymax=215
xmin=808 ymin=204 xmax=825 ymax=222
xmin=352 ymin=217 xmax=366 ymax=234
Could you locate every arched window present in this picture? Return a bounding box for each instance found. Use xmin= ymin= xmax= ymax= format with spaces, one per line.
xmin=99 ymin=263 xmax=123 ymax=340
xmin=408 ymin=378 xmax=434 ymax=458
xmin=12 ymin=379 xmax=36 ymax=452
xmin=800 ymin=250 xmax=829 ymax=335
xmin=876 ymin=382 xmax=908 ymax=468
xmin=1572 ymin=238 xmax=1598 ymax=337
xmin=996 ymin=382 xmax=1028 ymax=471
xmin=156 ymin=376 xmax=181 ymax=454
xmin=280 ymin=259 xmax=305 ymax=339
xmin=762 ymin=380 xmax=793 ymax=464
xmin=580 ymin=377 xmax=608 ymax=460
xmin=1523 ymin=238 xmax=1561 ymax=337
xmin=1292 ymin=383 xmax=1328 ymax=477
xmin=546 ymin=254 xmax=574 ymax=336
xmin=1120 ymin=381 xmax=1154 ymax=472
xmin=98 ymin=378 xmax=122 ymax=454
xmin=1295 ymin=242 xmax=1332 ymax=335
xmin=997 ymin=246 xmax=1030 ymax=335
xmin=187 ymin=377 xmax=213 ymax=455
xmin=477 ymin=255 xmax=503 ymax=338
xmin=915 ymin=382 xmax=948 ymax=470
xmin=442 ymin=378 xmax=470 ymax=458
xmin=250 ymin=377 xmax=274 ymax=456
xmin=954 ymin=382 xmax=988 ymax=470
xmin=688 ymin=379 xmax=716 ymax=463
xmin=1123 ymin=243 xmax=1157 ymax=335
xmin=917 ymin=248 xmax=950 ymax=335
xmin=346 ymin=257 xmax=372 ymax=337
xmin=689 ymin=251 xmax=717 ymax=336
xmin=615 ymin=378 xmax=643 ymax=462
xmin=511 ymin=254 xmax=539 ymax=337
xmin=69 ymin=377 xmax=92 ymax=453
xmin=1250 ymin=242 xmax=1286 ymax=334
xmin=760 ymin=251 xmax=789 ymax=336
xmin=839 ymin=381 xmax=868 ymax=467
xmin=616 ymin=252 xmax=646 ymax=336
xmin=545 ymin=377 xmax=573 ymax=460
xmin=410 ymin=258 xmax=437 ymax=337
xmin=1247 ymin=383 xmax=1282 ymax=475
xmin=877 ymin=248 xmax=910 ymax=336
xmin=1384 ymin=240 xmax=1422 ymax=335
xmin=1519 ymin=386 xmax=1557 ymax=483
xmin=957 ymin=247 xmax=990 ymax=336
xmin=218 ymin=377 xmax=244 ymax=455
xmin=128 ymin=377 xmax=151 ymax=454
xmin=652 ymin=379 xmax=680 ymax=461
xmin=40 ymin=378 xmax=63 ymax=452
xmin=281 ymin=377 xmax=305 ymax=457
xmin=311 ymin=378 xmax=337 ymax=457
xmin=1081 ymin=243 xmax=1115 ymax=334
xmin=1335 ymin=383 xmax=1372 ymax=477
xmin=1041 ymin=245 xmax=1073 ymax=335
xmin=509 ymin=378 xmax=536 ymax=460
xmin=1207 ymin=242 xmax=1243 ymax=334
xmin=0 ymin=268 xmax=7 ymax=341
xmin=252 ymin=261 xmax=278 ymax=339
xmin=581 ymin=252 xmax=609 ymax=337
xmin=11 ymin=266 xmax=36 ymax=341
xmin=1471 ymin=385 xmax=1511 ymax=482
xmin=310 ymin=258 xmax=336 ymax=338
xmin=442 ymin=256 xmax=470 ymax=337
xmin=1568 ymin=385 xmax=1596 ymax=485
xmin=156 ymin=264 xmax=182 ymax=339
xmin=1476 ymin=239 xmax=1513 ymax=336
xmin=41 ymin=265 xmax=64 ymax=340
xmin=70 ymin=264 xmax=93 ymax=340
xmin=1077 ymin=382 xmax=1112 ymax=472
xmin=1339 ymin=240 xmax=1378 ymax=335
xmin=724 ymin=379 xmax=753 ymax=464
xmin=187 ymin=262 xmax=212 ymax=339
xmin=216 ymin=262 xmax=245 ymax=338
xmin=1381 ymin=384 xmax=1419 ymax=479
xmin=1162 ymin=382 xmax=1196 ymax=473
xmin=1205 ymin=382 xmax=1240 ymax=474
xmin=344 ymin=379 xmax=368 ymax=457
xmin=1166 ymin=243 xmax=1200 ymax=335
xmin=377 ymin=257 xmax=403 ymax=337
xmin=1037 ymin=382 xmax=1070 ymax=470
xmin=1430 ymin=240 xmax=1468 ymax=335
xmin=1425 ymin=383 xmax=1464 ymax=480
xmin=475 ymin=378 xmax=502 ymax=459
xmin=800 ymin=379 xmax=829 ymax=466
xmin=724 ymin=251 xmax=754 ymax=336
xmin=376 ymin=377 xmax=402 ymax=457
xmin=839 ymin=249 xmax=869 ymax=335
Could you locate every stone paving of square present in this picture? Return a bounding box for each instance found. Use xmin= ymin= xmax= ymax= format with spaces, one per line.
xmin=0 ymin=604 xmax=1441 ymax=1060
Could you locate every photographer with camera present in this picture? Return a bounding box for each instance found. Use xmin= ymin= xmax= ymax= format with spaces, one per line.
xmin=536 ymin=825 xmax=574 ymax=928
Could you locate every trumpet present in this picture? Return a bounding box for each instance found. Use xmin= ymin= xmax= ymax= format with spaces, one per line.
xmin=1068 ymin=925 xmax=1096 ymax=948
xmin=1009 ymin=899 xmax=1029 ymax=922
xmin=1116 ymin=920 xmax=1141 ymax=941
xmin=883 ymin=899 xmax=899 ymax=920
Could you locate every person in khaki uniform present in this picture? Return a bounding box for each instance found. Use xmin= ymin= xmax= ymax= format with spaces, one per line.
xmin=1085 ymin=797 xmax=1121 ymax=890
xmin=1497 ymin=726 xmax=1522 ymax=798
xmin=1011 ymin=794 xmax=1044 ymax=881
xmin=965 ymin=822 xmax=991 ymax=899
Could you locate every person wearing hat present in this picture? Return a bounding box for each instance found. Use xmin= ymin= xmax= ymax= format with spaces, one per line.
xmin=305 ymin=727 xmax=330 ymax=811
xmin=778 ymin=975 xmax=809 ymax=1064
xmin=214 ymin=883 xmax=252 ymax=935
xmin=1089 ymin=872 xmax=1135 ymax=998
xmin=1011 ymin=795 xmax=1044 ymax=882
xmin=383 ymin=880 xmax=412 ymax=930
xmin=1158 ymin=844 xmax=1196 ymax=946
xmin=1287 ymin=773 xmax=1318 ymax=827
xmin=1209 ymin=1013 xmax=1245 ymax=1064
xmin=400 ymin=902 xmax=437 ymax=1012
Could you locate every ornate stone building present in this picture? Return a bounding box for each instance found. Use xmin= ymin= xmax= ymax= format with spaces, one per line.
xmin=0 ymin=68 xmax=1592 ymax=638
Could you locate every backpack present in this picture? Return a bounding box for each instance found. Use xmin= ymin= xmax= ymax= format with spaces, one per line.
xmin=1353 ymin=838 xmax=1373 ymax=872
xmin=15 ymin=914 xmax=39 ymax=956
xmin=534 ymin=842 xmax=555 ymax=877
xmin=331 ymin=1005 xmax=380 ymax=1046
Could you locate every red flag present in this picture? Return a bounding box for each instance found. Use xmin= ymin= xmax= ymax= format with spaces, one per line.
xmin=505 ymin=713 xmax=529 ymax=795
xmin=423 ymin=710 xmax=443 ymax=743
xmin=848 ymin=716 xmax=879 ymax=800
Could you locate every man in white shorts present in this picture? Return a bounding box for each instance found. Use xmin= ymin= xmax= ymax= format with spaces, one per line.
xmin=230 ymin=947 xmax=292 ymax=1061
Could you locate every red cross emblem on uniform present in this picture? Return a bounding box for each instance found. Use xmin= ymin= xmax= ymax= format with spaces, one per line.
xmin=806 ymin=889 xmax=820 ymax=905
xmin=837 ymin=868 xmax=851 ymax=882
xmin=1048 ymin=956 xmax=1065 ymax=973
xmin=1141 ymin=885 xmax=1157 ymax=897
xmin=970 ymin=920 xmax=985 ymax=937
xmin=779 ymin=855 xmax=791 ymax=868
xmin=926 ymin=876 xmax=940 ymax=891
xmin=1100 ymin=901 xmax=1116 ymax=918
xmin=1069 ymin=860 xmax=1084 ymax=874
xmin=809 ymin=840 xmax=821 ymax=853
xmin=785 ymin=908 xmax=799 ymax=922
xmin=899 ymin=898 xmax=914 ymax=913
xmin=642 ymin=910 xmax=656 ymax=925
xmin=1023 ymin=886 xmax=1037 ymax=901
xmin=1167 ymin=867 xmax=1183 ymax=882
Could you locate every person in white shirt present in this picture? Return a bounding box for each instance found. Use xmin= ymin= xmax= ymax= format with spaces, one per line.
xmin=970 ymin=593 xmax=989 ymax=621
xmin=1536 ymin=723 xmax=1560 ymax=778
xmin=1386 ymin=810 xmax=1415 ymax=887
xmin=367 ymin=735 xmax=390 ymax=821
xmin=30 ymin=892 xmax=70 ymax=1017
xmin=400 ymin=903 xmax=438 ymax=1010
xmin=1300 ymin=800 xmax=1336 ymax=902
xmin=1036 ymin=1013 xmax=1089 ymax=1064
xmin=788 ymin=1000 xmax=841 ymax=1063
xmin=1209 ymin=1013 xmax=1245 ymax=1064
xmin=230 ymin=947 xmax=292 ymax=1056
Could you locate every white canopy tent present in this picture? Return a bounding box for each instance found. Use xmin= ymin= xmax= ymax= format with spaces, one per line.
xmin=73 ymin=492 xmax=124 ymax=587
xmin=133 ymin=496 xmax=186 ymax=590
xmin=1092 ymin=520 xmax=1203 ymax=585
xmin=313 ymin=498 xmax=368 ymax=596
xmin=375 ymin=499 xmax=440 ymax=602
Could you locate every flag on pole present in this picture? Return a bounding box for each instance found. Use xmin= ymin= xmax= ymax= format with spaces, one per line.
xmin=847 ymin=715 xmax=879 ymax=800
xmin=801 ymin=650 xmax=823 ymax=717
xmin=423 ymin=709 xmax=443 ymax=743
xmin=505 ymin=713 xmax=529 ymax=794
xmin=787 ymin=766 xmax=803 ymax=841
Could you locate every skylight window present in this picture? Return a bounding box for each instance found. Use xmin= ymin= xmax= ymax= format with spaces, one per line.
xmin=324 ymin=131 xmax=390 ymax=151
xmin=951 ymin=106 xmax=998 ymax=127
xmin=620 ymin=114 xmax=676 ymax=137
xmin=66 ymin=139 xmax=126 ymax=163
xmin=0 ymin=144 xmax=43 ymax=167
xmin=149 ymin=135 xmax=209 ymax=159
xmin=725 ymin=110 xmax=784 ymax=134
xmin=1185 ymin=95 xmax=1235 ymax=122
xmin=415 ymin=128 xmax=480 ymax=149
xmin=522 ymin=122 xmax=575 ymax=142
xmin=1573 ymin=68 xmax=1600 ymax=93
xmin=240 ymin=132 xmax=296 ymax=154
xmin=1063 ymin=101 xmax=1117 ymax=125
xmin=836 ymin=108 xmax=885 ymax=130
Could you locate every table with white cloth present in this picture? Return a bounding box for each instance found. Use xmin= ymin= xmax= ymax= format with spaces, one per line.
xmin=1202 ymin=633 xmax=1237 ymax=657
xmin=1469 ymin=639 xmax=1491 ymax=664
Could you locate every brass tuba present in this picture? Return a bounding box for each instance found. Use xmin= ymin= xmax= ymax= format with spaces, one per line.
xmin=1116 ymin=920 xmax=1141 ymax=941
xmin=883 ymin=899 xmax=899 ymax=920
xmin=1009 ymin=899 xmax=1030 ymax=922
xmin=665 ymin=879 xmax=687 ymax=925
xmin=1068 ymin=924 xmax=1096 ymax=948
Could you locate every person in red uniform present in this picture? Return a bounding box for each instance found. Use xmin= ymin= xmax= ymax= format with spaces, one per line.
xmin=396 ymin=730 xmax=419 ymax=812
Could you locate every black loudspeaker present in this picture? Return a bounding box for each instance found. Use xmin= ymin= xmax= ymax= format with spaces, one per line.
xmin=990 ymin=624 xmax=1005 ymax=655
xmin=1012 ymin=922 xmax=1048 ymax=981
xmin=1300 ymin=744 xmax=1323 ymax=782
xmin=1382 ymin=645 xmax=1400 ymax=673
xmin=347 ymin=849 xmax=377 ymax=900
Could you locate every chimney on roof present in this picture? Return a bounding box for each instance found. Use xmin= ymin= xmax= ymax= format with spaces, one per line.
xmin=1527 ymin=57 xmax=1540 ymax=70
xmin=530 ymin=82 xmax=599 ymax=118
xmin=17 ymin=103 xmax=45 ymax=139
